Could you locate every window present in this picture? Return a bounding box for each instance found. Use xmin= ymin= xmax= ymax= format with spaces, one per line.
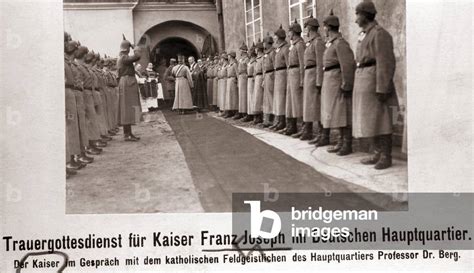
xmin=244 ymin=0 xmax=263 ymax=46
xmin=288 ymin=0 xmax=316 ymax=26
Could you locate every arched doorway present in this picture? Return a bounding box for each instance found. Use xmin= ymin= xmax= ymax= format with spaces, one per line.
xmin=150 ymin=37 xmax=199 ymax=68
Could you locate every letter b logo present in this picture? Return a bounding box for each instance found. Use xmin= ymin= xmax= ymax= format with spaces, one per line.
xmin=244 ymin=201 xmax=281 ymax=239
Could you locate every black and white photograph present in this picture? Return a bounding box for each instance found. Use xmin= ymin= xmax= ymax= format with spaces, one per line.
xmin=62 ymin=0 xmax=407 ymax=214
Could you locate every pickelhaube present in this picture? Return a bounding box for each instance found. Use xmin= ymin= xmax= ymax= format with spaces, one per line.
xmin=120 ymin=34 xmax=133 ymax=52
xmin=356 ymin=0 xmax=377 ymax=15
xmin=64 ymin=31 xmax=71 ymax=43
xmin=304 ymin=14 xmax=319 ymax=28
xmin=263 ymin=33 xmax=274 ymax=45
xmin=255 ymin=39 xmax=264 ymax=50
xmin=75 ymin=45 xmax=89 ymax=58
xmin=275 ymin=24 xmax=286 ymax=39
xmin=323 ymin=9 xmax=340 ymax=27
xmin=65 ymin=40 xmax=79 ymax=54
xmin=239 ymin=41 xmax=248 ymax=52
xmin=85 ymin=50 xmax=95 ymax=62
xmin=249 ymin=42 xmax=257 ymax=56
xmin=289 ymin=19 xmax=302 ymax=33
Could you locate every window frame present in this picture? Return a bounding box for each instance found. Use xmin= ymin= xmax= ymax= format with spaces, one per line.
xmin=244 ymin=0 xmax=263 ymax=46
xmin=288 ymin=0 xmax=316 ymax=26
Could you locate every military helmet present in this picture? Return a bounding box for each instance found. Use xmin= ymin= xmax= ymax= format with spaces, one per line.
xmin=85 ymin=50 xmax=95 ymax=63
xmin=120 ymin=34 xmax=133 ymax=52
xmin=255 ymin=39 xmax=264 ymax=50
xmin=65 ymin=40 xmax=79 ymax=54
xmin=289 ymin=18 xmax=302 ymax=33
xmin=275 ymin=24 xmax=286 ymax=39
xmin=356 ymin=1 xmax=377 ymax=15
xmin=323 ymin=9 xmax=340 ymax=27
xmin=304 ymin=14 xmax=319 ymax=28
xmin=64 ymin=31 xmax=71 ymax=43
xmin=263 ymin=33 xmax=274 ymax=45
xmin=239 ymin=41 xmax=248 ymax=52
xmin=75 ymin=45 xmax=89 ymax=59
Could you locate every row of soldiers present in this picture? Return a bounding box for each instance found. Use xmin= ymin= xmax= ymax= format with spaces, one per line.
xmin=201 ymin=2 xmax=398 ymax=170
xmin=64 ymin=32 xmax=122 ymax=178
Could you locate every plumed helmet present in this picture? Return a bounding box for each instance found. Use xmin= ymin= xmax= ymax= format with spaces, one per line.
xmin=275 ymin=24 xmax=286 ymax=39
xmin=356 ymin=0 xmax=377 ymax=15
xmin=323 ymin=9 xmax=340 ymax=27
xmin=289 ymin=18 xmax=302 ymax=33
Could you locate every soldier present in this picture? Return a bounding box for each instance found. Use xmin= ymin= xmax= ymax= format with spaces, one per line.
xmin=234 ymin=42 xmax=249 ymax=120
xmin=217 ymin=53 xmax=228 ymax=116
xmin=67 ymin=40 xmax=95 ymax=166
xmin=93 ymin=53 xmax=113 ymax=140
xmin=206 ymin=56 xmax=215 ymax=110
xmin=74 ymin=45 xmax=104 ymax=154
xmin=242 ymin=43 xmax=256 ymax=122
xmin=262 ymin=34 xmax=276 ymax=128
xmin=283 ymin=19 xmax=305 ymax=136
xmin=212 ymin=56 xmax=220 ymax=112
xmin=172 ymin=54 xmax=194 ymax=114
xmin=321 ymin=10 xmax=356 ymax=156
xmin=224 ymin=51 xmax=239 ymax=118
xmin=353 ymin=1 xmax=398 ymax=169
xmin=118 ymin=35 xmax=142 ymax=141
xmin=163 ymin=58 xmax=177 ymax=107
xmin=252 ymin=40 xmax=265 ymax=124
xmin=64 ymin=37 xmax=84 ymax=177
xmin=298 ymin=15 xmax=325 ymax=141
xmin=270 ymin=25 xmax=290 ymax=131
xmin=103 ymin=58 xmax=119 ymax=133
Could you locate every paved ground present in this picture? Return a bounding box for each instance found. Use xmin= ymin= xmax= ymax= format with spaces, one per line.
xmin=67 ymin=110 xmax=407 ymax=213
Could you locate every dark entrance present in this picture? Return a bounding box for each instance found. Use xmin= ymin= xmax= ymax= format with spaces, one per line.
xmin=150 ymin=37 xmax=199 ymax=68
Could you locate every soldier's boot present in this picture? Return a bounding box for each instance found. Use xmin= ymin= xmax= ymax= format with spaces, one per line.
xmin=78 ymin=152 xmax=94 ymax=164
xmin=375 ymin=134 xmax=393 ymax=170
xmin=70 ymin=155 xmax=87 ymax=169
xmin=227 ymin=110 xmax=236 ymax=118
xmin=315 ymin=128 xmax=330 ymax=148
xmin=85 ymin=145 xmax=101 ymax=155
xmin=269 ymin=115 xmax=280 ymax=130
xmin=285 ymin=118 xmax=298 ymax=136
xmin=233 ymin=112 xmax=243 ymax=120
xmin=291 ymin=122 xmax=305 ymax=138
xmin=360 ymin=136 xmax=381 ymax=165
xmin=67 ymin=156 xmax=83 ymax=170
xmin=300 ymin=122 xmax=313 ymax=141
xmin=308 ymin=122 xmax=323 ymax=144
xmin=253 ymin=113 xmax=263 ymax=124
xmin=274 ymin=116 xmax=286 ymax=131
xmin=337 ymin=127 xmax=353 ymax=156
xmin=101 ymin=134 xmax=112 ymax=141
xmin=262 ymin=114 xmax=273 ymax=128
xmin=242 ymin=114 xmax=254 ymax=122
xmin=327 ymin=128 xmax=343 ymax=153
xmin=278 ymin=118 xmax=290 ymax=134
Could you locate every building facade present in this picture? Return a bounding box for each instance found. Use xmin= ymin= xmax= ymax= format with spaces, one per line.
xmin=64 ymin=0 xmax=406 ymax=150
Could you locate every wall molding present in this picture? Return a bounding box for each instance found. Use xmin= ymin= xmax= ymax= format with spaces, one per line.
xmin=63 ymin=1 xmax=139 ymax=10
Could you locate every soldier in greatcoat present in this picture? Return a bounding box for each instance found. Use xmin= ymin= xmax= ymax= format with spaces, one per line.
xmin=224 ymin=51 xmax=239 ymax=118
xmin=241 ymin=43 xmax=257 ymax=122
xmin=262 ymin=35 xmax=276 ymax=128
xmin=252 ymin=40 xmax=265 ymax=125
xmin=270 ymin=25 xmax=289 ymax=131
xmin=234 ymin=42 xmax=249 ymax=120
xmin=172 ymin=54 xmax=194 ymax=114
xmin=353 ymin=1 xmax=398 ymax=169
xmin=321 ymin=10 xmax=356 ymax=156
xmin=163 ymin=58 xmax=177 ymax=107
xmin=212 ymin=56 xmax=220 ymax=112
xmin=282 ymin=19 xmax=305 ymax=136
xmin=298 ymin=15 xmax=325 ymax=141
xmin=217 ymin=53 xmax=228 ymax=116
xmin=117 ymin=35 xmax=142 ymax=141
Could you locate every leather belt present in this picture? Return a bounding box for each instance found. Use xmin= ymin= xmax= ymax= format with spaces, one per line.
xmin=304 ymin=64 xmax=316 ymax=70
xmin=255 ymin=72 xmax=263 ymax=76
xmin=357 ymin=60 xmax=376 ymax=68
xmin=65 ymin=83 xmax=74 ymax=89
xmin=275 ymin=67 xmax=287 ymax=72
xmin=288 ymin=65 xmax=299 ymax=69
xmin=323 ymin=64 xmax=341 ymax=72
xmin=265 ymin=69 xmax=274 ymax=73
xmin=247 ymin=75 xmax=254 ymax=78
